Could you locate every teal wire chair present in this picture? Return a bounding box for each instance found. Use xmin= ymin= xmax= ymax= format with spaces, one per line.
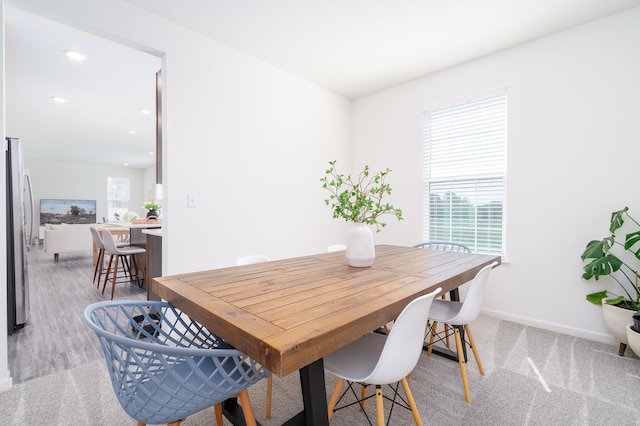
xmin=83 ymin=300 xmax=270 ymax=426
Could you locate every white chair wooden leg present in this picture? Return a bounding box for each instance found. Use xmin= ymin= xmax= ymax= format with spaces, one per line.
xmin=375 ymin=385 xmax=385 ymax=426
xmin=454 ymin=327 xmax=471 ymax=403
xmin=360 ymin=383 xmax=368 ymax=411
xmin=265 ymin=376 xmax=273 ymax=419
xmin=427 ymin=321 xmax=438 ymax=356
xmin=328 ymin=377 xmax=345 ymax=420
xmin=214 ymin=403 xmax=223 ymax=426
xmin=237 ymin=389 xmax=257 ymax=426
xmin=400 ymin=377 xmax=423 ymax=426
xmin=465 ymin=325 xmax=484 ymax=376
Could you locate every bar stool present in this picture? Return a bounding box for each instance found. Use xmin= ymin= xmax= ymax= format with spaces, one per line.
xmin=101 ymin=229 xmax=147 ymax=300
xmin=90 ymin=227 xmax=129 ymax=287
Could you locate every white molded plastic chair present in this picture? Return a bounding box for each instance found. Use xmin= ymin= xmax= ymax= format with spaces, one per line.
xmin=236 ymin=254 xmax=274 ymax=419
xmin=426 ymin=261 xmax=498 ymax=404
xmin=236 ymin=254 xmax=271 ymax=266
xmin=327 ymin=244 xmax=347 ymax=252
xmin=101 ymin=229 xmax=147 ymax=300
xmin=324 ymin=287 xmax=441 ymax=426
xmin=414 ymin=241 xmax=471 ymax=346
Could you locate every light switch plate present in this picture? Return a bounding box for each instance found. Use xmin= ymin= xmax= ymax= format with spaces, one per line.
xmin=188 ymin=193 xmax=198 ymax=208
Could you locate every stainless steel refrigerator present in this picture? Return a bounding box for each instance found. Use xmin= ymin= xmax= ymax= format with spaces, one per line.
xmin=6 ymin=137 xmax=34 ymax=334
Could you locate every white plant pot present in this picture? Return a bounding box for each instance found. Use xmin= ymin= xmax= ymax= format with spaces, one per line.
xmin=345 ymin=223 xmax=375 ymax=267
xmin=626 ymin=324 xmax=640 ymax=358
xmin=602 ymin=299 xmax=635 ymax=344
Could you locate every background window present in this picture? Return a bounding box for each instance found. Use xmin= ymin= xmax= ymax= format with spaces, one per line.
xmin=423 ymin=91 xmax=507 ymax=255
xmin=107 ymin=177 xmax=130 ymax=221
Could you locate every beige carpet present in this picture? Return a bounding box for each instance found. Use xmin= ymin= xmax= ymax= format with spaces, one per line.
xmin=3 ymin=315 xmax=640 ymax=425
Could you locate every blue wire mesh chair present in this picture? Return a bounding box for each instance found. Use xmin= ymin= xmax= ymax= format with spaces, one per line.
xmin=413 ymin=241 xmax=471 ymax=252
xmin=83 ymin=300 xmax=270 ymax=426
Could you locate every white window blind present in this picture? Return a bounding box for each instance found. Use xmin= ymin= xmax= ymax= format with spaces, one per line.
xmin=423 ymin=91 xmax=507 ymax=255
xmin=107 ymin=177 xmax=130 ymax=221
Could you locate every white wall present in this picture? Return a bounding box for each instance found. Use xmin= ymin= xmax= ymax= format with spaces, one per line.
xmin=25 ymin=158 xmax=146 ymax=224
xmin=142 ymin=165 xmax=157 ymax=207
xmin=3 ymin=0 xmax=353 ymax=262
xmin=352 ymin=7 xmax=640 ymax=344
xmin=0 ymin=0 xmax=351 ymax=388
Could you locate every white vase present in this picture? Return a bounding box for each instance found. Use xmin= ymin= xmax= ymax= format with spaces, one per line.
xmin=346 ymin=223 xmax=375 ymax=267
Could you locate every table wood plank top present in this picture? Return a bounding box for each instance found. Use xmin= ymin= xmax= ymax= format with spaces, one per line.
xmin=153 ymin=245 xmax=500 ymax=377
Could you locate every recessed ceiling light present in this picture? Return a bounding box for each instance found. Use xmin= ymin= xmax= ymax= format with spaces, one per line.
xmin=51 ymin=96 xmax=67 ymax=103
xmin=64 ymin=49 xmax=87 ymax=61
xmin=139 ymin=109 xmax=151 ymax=115
xmin=148 ymin=151 xmax=155 ymax=156
xmin=128 ymin=130 xmax=137 ymax=135
xmin=123 ymin=162 xmax=129 ymax=166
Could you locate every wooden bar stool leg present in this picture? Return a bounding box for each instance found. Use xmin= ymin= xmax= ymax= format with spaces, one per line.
xmin=93 ymin=248 xmax=103 ymax=285
xmin=136 ymin=253 xmax=148 ymax=287
xmin=102 ymin=255 xmax=114 ymax=294
xmin=110 ymin=255 xmax=120 ymax=300
xmin=129 ymin=254 xmax=139 ymax=285
xmin=119 ymin=255 xmax=130 ymax=279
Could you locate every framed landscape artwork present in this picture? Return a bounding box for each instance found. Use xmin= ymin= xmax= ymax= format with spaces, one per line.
xmin=40 ymin=199 xmax=96 ymax=225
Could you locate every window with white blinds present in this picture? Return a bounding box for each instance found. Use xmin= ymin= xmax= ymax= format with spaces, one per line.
xmin=423 ymin=91 xmax=507 ymax=255
xmin=107 ymin=177 xmax=130 ymax=221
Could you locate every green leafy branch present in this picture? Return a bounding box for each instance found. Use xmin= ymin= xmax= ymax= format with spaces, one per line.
xmin=320 ymin=160 xmax=403 ymax=232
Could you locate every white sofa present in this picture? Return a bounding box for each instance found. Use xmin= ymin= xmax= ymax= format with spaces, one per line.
xmin=44 ymin=223 xmax=94 ymax=262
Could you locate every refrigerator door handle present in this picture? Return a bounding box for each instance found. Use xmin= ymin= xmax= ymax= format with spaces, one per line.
xmin=24 ymin=171 xmax=34 ymax=251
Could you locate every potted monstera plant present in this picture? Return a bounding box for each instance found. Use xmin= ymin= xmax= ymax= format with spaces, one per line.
xmin=321 ymin=160 xmax=403 ymax=267
xmin=581 ymin=207 xmax=640 ymax=355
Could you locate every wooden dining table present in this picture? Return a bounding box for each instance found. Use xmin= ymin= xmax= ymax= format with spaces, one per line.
xmin=152 ymin=244 xmax=500 ymax=425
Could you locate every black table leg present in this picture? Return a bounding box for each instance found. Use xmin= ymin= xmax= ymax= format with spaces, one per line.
xmin=222 ymin=397 xmax=263 ymax=426
xmin=283 ymin=358 xmax=329 ymax=426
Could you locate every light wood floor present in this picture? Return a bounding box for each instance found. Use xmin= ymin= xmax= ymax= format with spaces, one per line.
xmin=8 ymin=244 xmax=146 ymax=384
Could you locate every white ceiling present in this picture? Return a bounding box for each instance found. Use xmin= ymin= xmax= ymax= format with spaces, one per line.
xmin=5 ymin=7 xmax=161 ymax=169
xmin=5 ymin=0 xmax=640 ymax=168
xmin=126 ymin=0 xmax=640 ymax=98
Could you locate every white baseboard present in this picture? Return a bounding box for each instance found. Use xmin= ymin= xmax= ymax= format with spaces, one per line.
xmin=481 ymin=307 xmax=618 ymax=346
xmin=0 ymin=374 xmax=13 ymax=391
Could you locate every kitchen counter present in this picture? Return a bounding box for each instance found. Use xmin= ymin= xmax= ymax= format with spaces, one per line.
xmin=107 ymin=221 xmax=162 ymax=229
xmin=142 ymin=228 xmax=162 ymax=237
